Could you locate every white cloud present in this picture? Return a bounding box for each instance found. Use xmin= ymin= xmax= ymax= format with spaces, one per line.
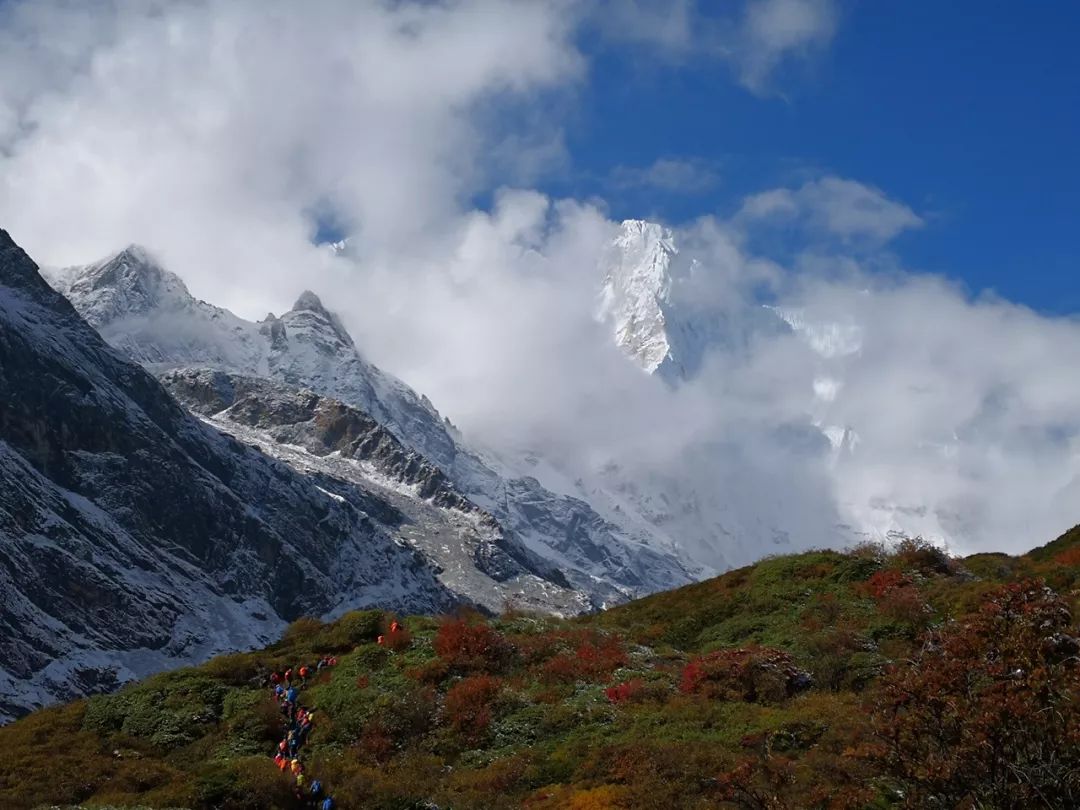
xmin=741 ymin=176 xmax=924 ymax=243
xmin=0 ymin=0 xmax=586 ymax=314
xmin=737 ymin=0 xmax=838 ymax=92
xmin=609 ymin=157 xmax=721 ymax=194
xmin=586 ymin=0 xmax=838 ymax=94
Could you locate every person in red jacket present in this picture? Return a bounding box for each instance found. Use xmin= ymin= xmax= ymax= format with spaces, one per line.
xmin=284 ymin=667 xmax=293 ymax=684
xmin=270 ymin=672 xmax=281 ymax=686
xmin=299 ymin=665 xmax=310 ymax=683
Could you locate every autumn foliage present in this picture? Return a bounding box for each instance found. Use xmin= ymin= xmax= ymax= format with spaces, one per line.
xmin=869 ymin=580 xmax=1080 ymax=808
xmin=5 ymin=537 xmax=1080 ymax=810
xmin=680 ymin=646 xmax=811 ymax=704
xmin=444 ymin=674 xmax=503 ymax=744
xmin=434 ymin=617 xmax=515 ymax=674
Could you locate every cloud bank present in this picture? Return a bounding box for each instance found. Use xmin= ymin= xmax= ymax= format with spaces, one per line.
xmin=2 ymin=0 xmax=1078 ymax=567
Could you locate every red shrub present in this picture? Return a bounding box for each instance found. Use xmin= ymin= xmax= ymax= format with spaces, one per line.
xmin=1054 ymin=545 xmax=1080 ymax=567
xmin=858 ymin=569 xmax=911 ymax=600
xmin=435 ymin=618 xmax=515 ymax=674
xmin=680 ymin=647 xmax=810 ymax=704
xmin=444 ymin=674 xmax=503 ymax=743
xmin=876 ymin=583 xmax=931 ymax=629
xmin=384 ymin=626 xmax=412 ymax=652
xmin=868 ymin=580 xmax=1080 ymax=807
xmin=604 ymin=679 xmax=644 ymax=705
xmin=541 ymin=633 xmax=628 ymax=684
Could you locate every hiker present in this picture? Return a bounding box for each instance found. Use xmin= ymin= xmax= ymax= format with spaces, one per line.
xmin=322 ymin=796 xmax=335 ymax=810
xmin=317 ymin=657 xmax=327 ymax=672
xmin=287 ymin=730 xmax=299 ymax=757
xmin=276 ymin=754 xmax=289 ymax=772
xmin=290 ymin=758 xmax=303 ymax=776
xmin=299 ymin=665 xmax=310 ymax=682
xmin=310 ymin=779 xmax=323 ymax=799
xmin=296 ymin=772 xmax=308 ymax=793
xmin=390 ymin=621 xmax=400 ymax=633
xmin=377 ymin=635 xmax=385 ymax=645
xmin=270 ymin=671 xmax=281 ymax=686
xmin=284 ymin=667 xmax=293 ymax=684
xmin=278 ymin=739 xmax=288 ymax=755
xmin=286 ymin=685 xmax=298 ymax=704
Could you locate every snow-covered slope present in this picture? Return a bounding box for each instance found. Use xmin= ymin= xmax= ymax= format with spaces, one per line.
xmin=1 ymin=230 xmax=508 ymax=721
xmin=49 ymin=248 xmax=696 ymax=606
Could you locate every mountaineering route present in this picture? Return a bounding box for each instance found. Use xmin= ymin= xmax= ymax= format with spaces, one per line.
xmin=267 ymin=620 xmax=409 ymax=808
xmin=269 ymin=655 xmax=339 ymax=809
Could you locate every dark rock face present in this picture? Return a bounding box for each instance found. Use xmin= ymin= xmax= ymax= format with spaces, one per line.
xmin=159 ymin=368 xmax=576 ymax=593
xmin=0 ymin=229 xmax=455 ymax=721
xmin=161 ymin=368 xmax=472 ymax=512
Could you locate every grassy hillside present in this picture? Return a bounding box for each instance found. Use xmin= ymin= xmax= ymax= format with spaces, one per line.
xmin=2 ymin=535 xmax=1079 ymax=810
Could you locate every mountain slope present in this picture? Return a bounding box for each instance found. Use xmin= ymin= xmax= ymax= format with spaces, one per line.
xmin=2 ymin=535 xmax=1077 ymax=809
xmin=49 ymin=248 xmax=696 ymax=603
xmin=2 ymin=229 xmax=582 ymax=721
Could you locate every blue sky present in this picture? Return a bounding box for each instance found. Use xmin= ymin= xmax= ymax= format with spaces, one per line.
xmin=553 ymin=2 xmax=1080 ymax=314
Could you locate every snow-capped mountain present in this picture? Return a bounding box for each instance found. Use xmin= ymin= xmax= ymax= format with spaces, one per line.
xmin=598 ymin=219 xmax=989 ymax=553
xmin=49 ymin=247 xmax=696 ymax=606
xmin=597 ymin=220 xmax=784 ymax=382
xmin=597 ymin=220 xmax=683 ymax=377
xmin=1 ymin=228 xmax=509 ymax=720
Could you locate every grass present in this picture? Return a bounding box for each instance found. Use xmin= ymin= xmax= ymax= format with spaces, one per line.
xmin=2 ymin=532 xmax=1079 ymax=809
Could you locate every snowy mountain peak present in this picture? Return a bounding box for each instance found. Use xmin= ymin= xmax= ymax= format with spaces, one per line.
xmin=597 ymin=220 xmax=680 ymax=377
xmin=292 ymin=289 xmax=328 ymax=314
xmin=47 ymin=244 xmax=194 ymax=329
xmin=284 ymin=289 xmax=355 ymax=350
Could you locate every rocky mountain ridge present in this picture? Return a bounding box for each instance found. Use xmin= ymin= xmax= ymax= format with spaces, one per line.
xmin=49 ymin=247 xmax=697 ymax=604
xmin=0 ymin=230 xmax=586 ymax=721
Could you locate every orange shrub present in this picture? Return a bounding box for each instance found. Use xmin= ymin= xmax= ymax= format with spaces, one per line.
xmin=858 ymin=569 xmax=911 ymax=600
xmin=1054 ymin=545 xmax=1080 ymax=567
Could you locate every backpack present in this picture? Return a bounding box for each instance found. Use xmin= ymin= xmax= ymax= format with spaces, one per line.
xmin=322 ymin=799 xmax=335 ymax=810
